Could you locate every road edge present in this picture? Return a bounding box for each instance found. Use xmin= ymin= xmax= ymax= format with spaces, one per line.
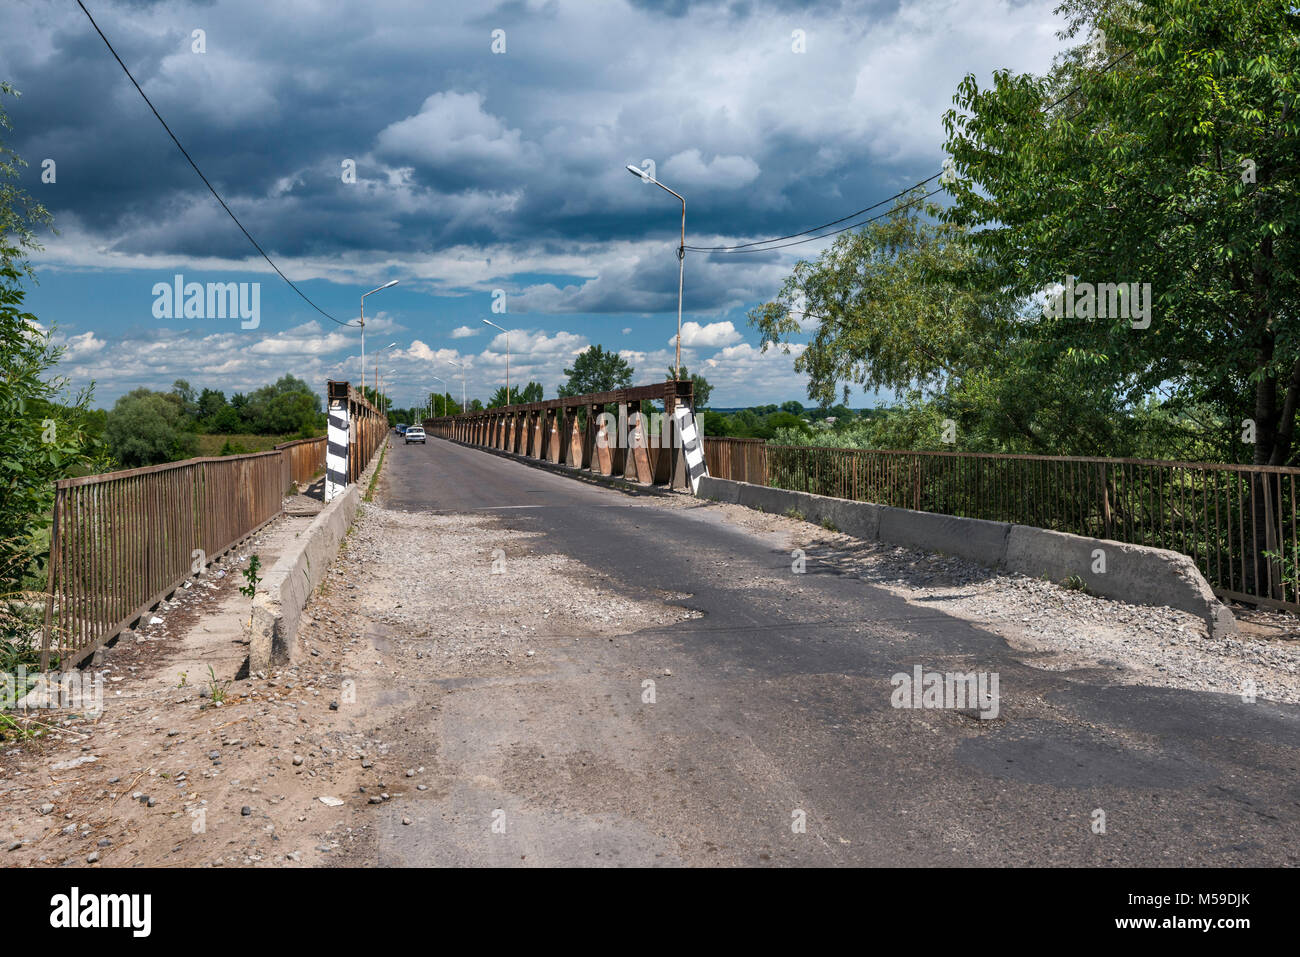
xmin=248 ymin=440 xmax=388 ymax=673
xmin=697 ymin=474 xmax=1237 ymax=638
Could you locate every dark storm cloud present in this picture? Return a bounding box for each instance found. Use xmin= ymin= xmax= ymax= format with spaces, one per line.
xmin=2 ymin=0 xmax=1060 ymax=314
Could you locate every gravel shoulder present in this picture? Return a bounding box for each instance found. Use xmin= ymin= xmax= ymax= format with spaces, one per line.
xmin=689 ymin=498 xmax=1300 ymax=704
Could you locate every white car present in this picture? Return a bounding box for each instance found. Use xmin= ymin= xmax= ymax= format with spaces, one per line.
xmin=404 ymin=426 xmax=426 ymax=444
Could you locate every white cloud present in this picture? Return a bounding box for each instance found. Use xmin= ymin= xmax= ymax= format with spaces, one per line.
xmin=662 ymin=149 xmax=761 ymax=189
xmin=675 ymin=320 xmax=742 ymax=348
xmin=450 ymin=325 xmax=478 ymax=338
xmin=406 ymin=340 xmax=469 ymax=366
xmin=374 ymin=91 xmax=537 ymax=171
xmin=62 ymin=331 xmax=107 ymax=359
xmin=248 ymin=322 xmax=354 ymax=356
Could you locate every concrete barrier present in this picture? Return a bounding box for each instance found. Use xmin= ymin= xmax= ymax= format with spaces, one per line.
xmin=249 ymin=442 xmax=386 ymax=673
xmin=1004 ymin=526 xmax=1238 ymax=638
xmin=877 ymin=507 xmax=1011 ymax=568
xmin=700 ymin=476 xmax=884 ymax=539
xmin=697 ymin=475 xmax=1236 ymax=637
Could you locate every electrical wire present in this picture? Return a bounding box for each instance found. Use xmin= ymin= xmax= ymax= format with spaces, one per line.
xmin=75 ymin=0 xmax=359 ymax=327
xmin=685 ymin=173 xmax=942 ymax=252
xmin=690 ymin=188 xmax=944 ymax=254
xmin=685 ymin=46 xmax=1140 ymax=256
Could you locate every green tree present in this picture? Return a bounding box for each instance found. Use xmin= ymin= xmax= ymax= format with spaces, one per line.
xmin=0 ymin=83 xmax=102 ymax=658
xmin=427 ymin=393 xmax=462 ymax=417
xmin=104 ymin=389 xmax=198 ymax=467
xmin=243 ymin=375 xmax=324 ymax=435
xmin=171 ymin=379 xmax=198 ymax=420
xmin=0 ymin=276 xmax=102 ymax=605
xmin=750 ymin=191 xmax=1010 ymax=408
xmin=0 ymin=83 xmax=49 ymax=280
xmin=196 ymin=387 xmax=228 ymax=429
xmin=488 ymin=381 xmax=543 ymax=408
xmin=941 ymin=0 xmax=1300 ymax=464
xmin=750 ymin=190 xmax=1145 ymax=455
xmin=558 ymin=345 xmax=634 ymax=397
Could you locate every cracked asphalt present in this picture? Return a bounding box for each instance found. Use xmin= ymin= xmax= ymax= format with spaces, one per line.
xmin=340 ymin=436 xmax=1300 ymax=866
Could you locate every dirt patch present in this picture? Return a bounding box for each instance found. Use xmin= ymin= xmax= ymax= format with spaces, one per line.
xmin=0 ymin=511 xmax=368 ymax=867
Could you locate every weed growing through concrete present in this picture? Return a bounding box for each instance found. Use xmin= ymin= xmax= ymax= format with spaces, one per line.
xmin=205 ymin=665 xmax=231 ymax=705
xmin=239 ymin=554 xmax=262 ymax=633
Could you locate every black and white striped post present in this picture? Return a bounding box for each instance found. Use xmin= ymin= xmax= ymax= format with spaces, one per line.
xmin=326 ymin=380 xmax=351 ymax=501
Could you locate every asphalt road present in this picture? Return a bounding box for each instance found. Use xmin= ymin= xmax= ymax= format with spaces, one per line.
xmin=366 ymin=435 xmax=1300 ymax=866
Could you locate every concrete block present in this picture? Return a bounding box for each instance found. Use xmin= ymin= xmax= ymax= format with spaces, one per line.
xmin=1005 ymin=526 xmax=1236 ymax=637
xmin=696 ymin=475 xmax=1235 ymax=637
xmin=696 ymin=475 xmax=741 ymax=504
xmin=876 ymin=506 xmax=1011 ymax=567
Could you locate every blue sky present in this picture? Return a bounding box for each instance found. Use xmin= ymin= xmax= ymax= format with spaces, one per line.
xmin=3 ymin=0 xmax=1068 ymax=411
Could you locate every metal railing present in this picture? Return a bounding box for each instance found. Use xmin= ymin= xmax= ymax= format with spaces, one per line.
xmin=703 ymin=436 xmax=767 ymax=485
xmin=275 ymin=436 xmax=326 ymax=485
xmin=426 ymin=380 xmax=696 ymax=489
xmin=702 ymin=437 xmax=1300 ymax=611
xmin=41 ymin=449 xmax=289 ymax=670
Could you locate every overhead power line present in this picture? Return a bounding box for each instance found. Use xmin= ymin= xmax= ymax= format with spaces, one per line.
xmin=684 ymin=173 xmax=942 ymax=252
xmin=75 ymin=0 xmax=358 ymax=327
xmin=689 ymin=187 xmax=944 ymax=254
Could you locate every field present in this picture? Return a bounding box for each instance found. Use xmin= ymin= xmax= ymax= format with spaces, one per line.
xmin=196 ymin=433 xmax=318 ymax=456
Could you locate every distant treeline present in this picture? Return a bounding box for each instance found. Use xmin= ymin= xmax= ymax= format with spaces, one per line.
xmin=101 ymin=376 xmax=325 ymax=468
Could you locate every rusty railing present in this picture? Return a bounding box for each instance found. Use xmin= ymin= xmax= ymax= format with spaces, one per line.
xmin=41 ymin=450 xmax=289 ymax=670
xmin=702 ymin=438 xmax=1300 ymax=612
xmin=703 ymin=436 xmax=767 ymax=485
xmin=426 ymin=380 xmax=695 ymax=489
xmin=275 ymin=436 xmax=326 ymax=485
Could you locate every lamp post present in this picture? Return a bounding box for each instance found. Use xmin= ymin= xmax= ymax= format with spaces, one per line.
xmin=380 ymin=367 xmax=397 ymax=423
xmin=360 ymin=280 xmax=399 ymax=394
xmin=481 ymin=318 xmax=511 ymax=405
xmin=431 ymin=375 xmax=447 ymax=416
xmin=371 ymin=342 xmax=397 ymax=408
xmin=445 ymin=358 xmax=466 ymax=410
xmin=625 ymin=164 xmax=685 ymax=380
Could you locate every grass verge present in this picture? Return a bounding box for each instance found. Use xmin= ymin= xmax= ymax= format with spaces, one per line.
xmin=364 ymin=443 xmax=387 ymax=503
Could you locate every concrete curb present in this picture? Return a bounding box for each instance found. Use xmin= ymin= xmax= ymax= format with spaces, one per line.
xmin=697 ymin=475 xmax=1237 ymax=637
xmin=248 ymin=441 xmax=387 ymax=672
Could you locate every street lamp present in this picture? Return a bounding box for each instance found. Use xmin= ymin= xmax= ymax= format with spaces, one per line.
xmin=360 ymin=280 xmax=399 ymax=394
xmin=371 ymin=342 xmax=397 ymax=405
xmin=625 ymin=164 xmax=686 ymax=380
xmin=445 ymin=358 xmax=467 ymax=410
xmin=481 ymin=318 xmax=511 ymax=404
xmin=380 ymin=367 xmax=397 ymax=421
xmin=430 ymin=375 xmax=447 ymax=416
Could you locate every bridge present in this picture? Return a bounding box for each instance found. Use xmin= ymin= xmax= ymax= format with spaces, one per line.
xmin=5 ymin=381 xmax=1299 ymax=867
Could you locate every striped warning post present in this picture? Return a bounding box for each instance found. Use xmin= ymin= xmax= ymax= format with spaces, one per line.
xmin=325 ymin=399 xmax=349 ymax=501
xmin=674 ymin=406 xmax=707 ymax=493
